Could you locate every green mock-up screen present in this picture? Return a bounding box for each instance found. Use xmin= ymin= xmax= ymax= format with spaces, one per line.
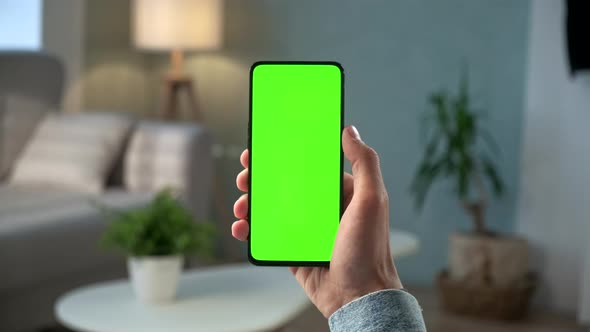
xmin=249 ymin=62 xmax=342 ymax=264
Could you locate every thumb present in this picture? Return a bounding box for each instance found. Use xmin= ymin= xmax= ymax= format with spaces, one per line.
xmin=342 ymin=126 xmax=386 ymax=198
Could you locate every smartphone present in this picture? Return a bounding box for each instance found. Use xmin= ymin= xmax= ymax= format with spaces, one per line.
xmin=248 ymin=61 xmax=344 ymax=266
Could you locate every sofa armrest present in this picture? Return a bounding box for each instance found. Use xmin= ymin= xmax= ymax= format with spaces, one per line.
xmin=123 ymin=120 xmax=214 ymax=220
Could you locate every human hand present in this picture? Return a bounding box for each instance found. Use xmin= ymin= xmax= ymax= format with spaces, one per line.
xmin=232 ymin=125 xmax=403 ymax=318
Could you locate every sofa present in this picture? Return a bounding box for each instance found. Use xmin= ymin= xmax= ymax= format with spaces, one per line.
xmin=0 ymin=52 xmax=214 ymax=331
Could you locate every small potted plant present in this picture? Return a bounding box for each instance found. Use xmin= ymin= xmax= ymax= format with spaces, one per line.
xmin=411 ymin=72 xmax=535 ymax=319
xmin=100 ymin=189 xmax=214 ymax=304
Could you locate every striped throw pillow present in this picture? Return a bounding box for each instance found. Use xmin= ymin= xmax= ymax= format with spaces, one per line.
xmin=10 ymin=112 xmax=135 ymax=193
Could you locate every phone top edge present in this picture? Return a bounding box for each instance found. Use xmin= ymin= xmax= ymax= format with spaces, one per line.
xmin=250 ymin=61 xmax=344 ymax=74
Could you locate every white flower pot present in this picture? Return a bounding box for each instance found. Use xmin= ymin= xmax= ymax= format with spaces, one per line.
xmin=127 ymin=255 xmax=183 ymax=304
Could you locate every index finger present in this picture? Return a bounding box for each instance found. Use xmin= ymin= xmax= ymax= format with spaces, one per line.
xmin=240 ymin=149 xmax=249 ymax=169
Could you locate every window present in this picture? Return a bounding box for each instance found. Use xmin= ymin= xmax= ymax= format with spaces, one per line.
xmin=0 ymin=0 xmax=42 ymax=50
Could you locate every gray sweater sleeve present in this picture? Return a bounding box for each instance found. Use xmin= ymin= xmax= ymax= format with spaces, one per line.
xmin=328 ymin=289 xmax=427 ymax=332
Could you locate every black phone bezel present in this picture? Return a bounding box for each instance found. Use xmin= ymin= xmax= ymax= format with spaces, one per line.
xmin=247 ymin=61 xmax=345 ymax=267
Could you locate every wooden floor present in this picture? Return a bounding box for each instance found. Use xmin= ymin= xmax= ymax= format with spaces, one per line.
xmin=283 ymin=287 xmax=587 ymax=332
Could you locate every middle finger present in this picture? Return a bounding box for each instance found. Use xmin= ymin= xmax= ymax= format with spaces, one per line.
xmin=236 ymin=168 xmax=249 ymax=192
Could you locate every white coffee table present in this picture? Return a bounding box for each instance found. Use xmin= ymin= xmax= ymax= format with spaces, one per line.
xmin=56 ymin=231 xmax=419 ymax=332
xmin=56 ymin=264 xmax=308 ymax=332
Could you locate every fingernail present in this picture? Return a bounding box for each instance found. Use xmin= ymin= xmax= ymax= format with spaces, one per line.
xmin=348 ymin=125 xmax=361 ymax=140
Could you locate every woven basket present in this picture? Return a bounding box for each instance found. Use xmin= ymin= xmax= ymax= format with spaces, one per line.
xmin=437 ymin=270 xmax=537 ymax=320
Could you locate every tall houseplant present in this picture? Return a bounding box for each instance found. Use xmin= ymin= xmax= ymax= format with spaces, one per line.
xmin=411 ymin=73 xmax=533 ymax=320
xmin=411 ymin=74 xmax=503 ymax=234
xmin=100 ymin=189 xmax=215 ymax=304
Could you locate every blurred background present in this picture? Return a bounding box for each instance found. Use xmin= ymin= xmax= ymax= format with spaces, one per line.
xmin=0 ymin=0 xmax=589 ymax=331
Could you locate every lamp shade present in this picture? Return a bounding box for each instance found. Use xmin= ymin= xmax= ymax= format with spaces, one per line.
xmin=133 ymin=0 xmax=222 ymax=51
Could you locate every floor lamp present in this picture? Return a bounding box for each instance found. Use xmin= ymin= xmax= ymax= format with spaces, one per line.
xmin=132 ymin=0 xmax=239 ymax=260
xmin=133 ymin=0 xmax=222 ymax=120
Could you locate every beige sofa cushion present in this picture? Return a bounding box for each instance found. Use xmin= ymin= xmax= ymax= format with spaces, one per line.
xmin=0 ymin=185 xmax=152 ymax=234
xmin=9 ymin=112 xmax=134 ymax=193
xmin=0 ymin=95 xmax=49 ymax=179
xmin=0 ymin=184 xmax=152 ymax=292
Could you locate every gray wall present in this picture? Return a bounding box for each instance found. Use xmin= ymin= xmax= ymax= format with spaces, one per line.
xmin=82 ymin=0 xmax=154 ymax=115
xmin=43 ymin=0 xmax=86 ymax=113
xmin=82 ymin=0 xmax=531 ymax=283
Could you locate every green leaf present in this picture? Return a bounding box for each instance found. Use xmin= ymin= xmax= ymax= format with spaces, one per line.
xmin=412 ymin=66 xmax=504 ymax=218
xmin=456 ymin=154 xmax=472 ymax=199
xmin=410 ymin=157 xmax=446 ymax=210
xmin=424 ymin=133 xmax=440 ymax=157
xmin=430 ymin=91 xmax=451 ymax=136
xmin=98 ymin=188 xmax=217 ymax=258
xmin=479 ymin=127 xmax=501 ymax=157
xmin=481 ymin=156 xmax=504 ymax=196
